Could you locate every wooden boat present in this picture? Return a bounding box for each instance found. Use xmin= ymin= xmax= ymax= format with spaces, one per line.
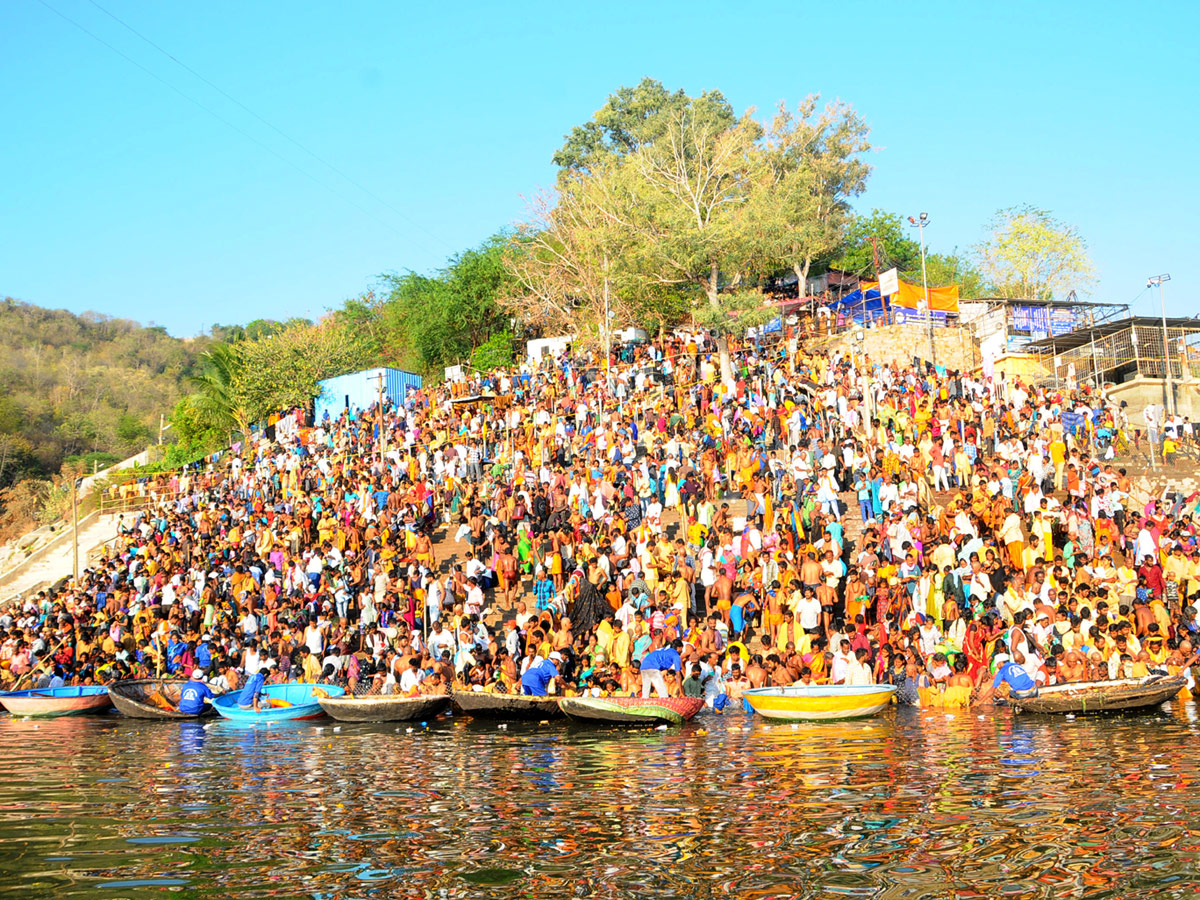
xmin=0 ymin=685 xmax=113 ymax=718
xmin=743 ymin=684 xmax=897 ymax=721
xmin=559 ymin=695 xmax=704 ymax=726
xmin=451 ymin=688 xmax=565 ymax=721
xmin=318 ymin=692 xmax=450 ymax=722
xmin=213 ymin=683 xmax=344 ymax=723
xmin=1012 ymin=675 xmax=1188 ymax=715
xmin=108 ymin=679 xmax=218 ymax=719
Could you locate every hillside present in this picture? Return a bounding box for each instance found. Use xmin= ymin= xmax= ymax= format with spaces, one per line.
xmin=0 ymin=297 xmax=208 ymax=499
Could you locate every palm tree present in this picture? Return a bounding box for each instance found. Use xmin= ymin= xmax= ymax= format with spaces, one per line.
xmin=187 ymin=343 xmax=251 ymax=447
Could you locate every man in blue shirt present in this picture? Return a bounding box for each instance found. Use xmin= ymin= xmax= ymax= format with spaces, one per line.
xmin=178 ymin=668 xmax=216 ymax=716
xmin=640 ymin=639 xmax=683 ymax=698
xmin=521 ymin=651 xmax=562 ymax=696
xmin=237 ymin=665 xmax=270 ymax=711
xmin=977 ymin=655 xmax=1037 ymax=704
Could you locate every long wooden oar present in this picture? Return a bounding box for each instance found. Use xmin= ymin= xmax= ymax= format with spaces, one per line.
xmin=10 ymin=634 xmax=71 ymax=691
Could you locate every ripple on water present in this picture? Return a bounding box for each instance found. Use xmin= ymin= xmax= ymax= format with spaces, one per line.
xmin=2 ymin=707 xmax=1200 ymax=897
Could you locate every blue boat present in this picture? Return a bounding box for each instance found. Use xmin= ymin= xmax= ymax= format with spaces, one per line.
xmin=0 ymin=684 xmax=113 ymax=717
xmin=212 ymin=683 xmax=344 ymax=723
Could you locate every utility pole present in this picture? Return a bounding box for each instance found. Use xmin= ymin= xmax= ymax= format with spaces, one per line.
xmin=908 ymin=213 xmax=933 ymax=366
xmin=71 ymin=477 xmax=80 ymax=582
xmin=375 ymin=371 xmax=386 ymax=465
xmin=1148 ymin=274 xmax=1174 ymax=416
xmin=603 ymin=253 xmax=612 ymax=402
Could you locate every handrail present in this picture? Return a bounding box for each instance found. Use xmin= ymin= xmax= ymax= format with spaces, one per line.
xmin=0 ymin=510 xmax=101 ymax=597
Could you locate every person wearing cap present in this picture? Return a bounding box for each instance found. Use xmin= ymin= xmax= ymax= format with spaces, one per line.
xmin=520 ymin=650 xmax=562 ymax=696
xmin=178 ymin=667 xmax=217 ymax=716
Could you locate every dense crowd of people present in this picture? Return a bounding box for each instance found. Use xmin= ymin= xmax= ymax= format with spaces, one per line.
xmin=3 ymin=323 xmax=1199 ymax=713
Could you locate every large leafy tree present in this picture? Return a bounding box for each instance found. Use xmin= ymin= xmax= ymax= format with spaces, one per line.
xmin=233 ymin=320 xmax=371 ymax=421
xmin=613 ymin=108 xmax=769 ymax=385
xmin=502 ymin=168 xmax=636 ymax=353
xmin=974 ymin=205 xmax=1096 ymax=300
xmin=758 ymin=97 xmax=871 ymax=290
xmin=378 ymin=236 xmax=514 ymax=373
xmin=553 ymin=77 xmax=736 ymax=174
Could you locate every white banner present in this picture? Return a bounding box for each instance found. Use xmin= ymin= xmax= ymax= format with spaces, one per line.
xmin=878 ymin=267 xmax=900 ymax=297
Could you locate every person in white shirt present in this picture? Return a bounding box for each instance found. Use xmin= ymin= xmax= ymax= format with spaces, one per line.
xmin=829 ymin=640 xmax=853 ymax=683
xmin=794 ymin=588 xmax=822 ymax=632
xmin=398 ymin=657 xmax=424 ymax=694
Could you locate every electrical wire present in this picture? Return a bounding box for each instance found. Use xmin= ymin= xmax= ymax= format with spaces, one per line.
xmin=84 ymin=0 xmax=455 ymax=253
xmin=35 ymin=0 xmax=449 ymax=254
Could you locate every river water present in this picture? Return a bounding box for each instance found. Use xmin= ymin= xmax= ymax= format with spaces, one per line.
xmin=2 ymin=703 xmax=1199 ymax=899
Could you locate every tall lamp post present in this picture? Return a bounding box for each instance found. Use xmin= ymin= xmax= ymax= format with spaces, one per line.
xmin=1148 ymin=274 xmax=1173 ymax=415
xmin=908 ymin=213 xmax=933 ymax=366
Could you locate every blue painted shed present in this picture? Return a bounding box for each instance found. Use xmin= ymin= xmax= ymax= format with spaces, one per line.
xmin=314 ymin=367 xmax=423 ymax=424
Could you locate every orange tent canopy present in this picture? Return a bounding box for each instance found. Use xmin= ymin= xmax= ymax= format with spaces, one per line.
xmin=862 ymin=279 xmax=959 ymax=313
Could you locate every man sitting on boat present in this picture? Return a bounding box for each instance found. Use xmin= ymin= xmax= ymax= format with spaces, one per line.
xmin=178 ymin=668 xmax=217 ymax=716
xmin=520 ymin=651 xmax=563 ymax=696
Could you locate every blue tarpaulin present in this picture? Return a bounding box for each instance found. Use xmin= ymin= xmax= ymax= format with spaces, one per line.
xmin=828 ymin=288 xmax=947 ymax=326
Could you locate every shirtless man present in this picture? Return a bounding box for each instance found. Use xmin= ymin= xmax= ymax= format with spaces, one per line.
xmin=414 ymin=531 xmax=434 ymax=571
xmin=1059 ymin=650 xmax=1087 ymax=682
xmin=745 ymin=653 xmax=768 ymax=688
xmin=497 ymin=547 xmax=519 ymax=606
xmin=712 ymin=572 xmax=733 ymax=627
xmin=552 ymin=617 xmax=574 ymax=652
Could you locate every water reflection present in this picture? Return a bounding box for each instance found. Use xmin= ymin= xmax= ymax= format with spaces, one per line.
xmin=2 ymin=704 xmax=1200 ymax=898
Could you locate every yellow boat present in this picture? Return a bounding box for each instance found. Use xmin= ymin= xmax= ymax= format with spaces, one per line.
xmin=743 ymin=684 xmax=897 ymax=721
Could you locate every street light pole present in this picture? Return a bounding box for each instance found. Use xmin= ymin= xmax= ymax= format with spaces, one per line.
xmin=1148 ymin=274 xmax=1173 ymax=416
xmin=71 ymin=477 xmax=81 ymax=583
xmin=909 ymin=213 xmax=933 ymax=366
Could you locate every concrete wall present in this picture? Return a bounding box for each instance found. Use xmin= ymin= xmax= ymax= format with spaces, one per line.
xmin=1106 ymin=377 xmax=1200 ymax=421
xmin=837 ymin=323 xmax=979 ymax=372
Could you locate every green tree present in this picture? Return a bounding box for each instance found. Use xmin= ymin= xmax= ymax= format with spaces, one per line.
xmin=115 ymin=412 xmax=152 ymax=447
xmin=502 ymin=168 xmax=635 ymax=354
xmin=974 ymin=205 xmax=1096 ymax=300
xmin=607 ymin=107 xmax=769 ymax=385
xmin=188 ymin=342 xmax=251 ymax=444
xmin=377 ymin=235 xmax=514 ymax=374
xmin=922 ymin=250 xmax=990 ymax=298
xmin=470 ymin=331 xmax=514 ymax=372
xmin=553 ymin=77 xmax=736 ymax=174
xmin=233 ymin=319 xmax=371 ymax=421
xmin=758 ymin=96 xmax=872 ymax=290
xmin=830 ymin=210 xmax=921 ymax=278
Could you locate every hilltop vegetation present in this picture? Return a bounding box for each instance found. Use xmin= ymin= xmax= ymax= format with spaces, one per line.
xmin=0 ymin=299 xmax=206 ymax=491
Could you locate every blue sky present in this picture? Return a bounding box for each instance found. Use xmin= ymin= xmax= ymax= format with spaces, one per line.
xmin=2 ymin=0 xmax=1196 ymax=335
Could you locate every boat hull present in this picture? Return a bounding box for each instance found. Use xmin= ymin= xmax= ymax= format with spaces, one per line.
xmin=743 ymin=685 xmax=897 ymax=721
xmin=318 ymin=694 xmax=450 ymax=722
xmin=0 ymin=686 xmax=113 ymax=718
xmin=109 ymin=679 xmax=218 ymax=719
xmin=213 ymin=684 xmax=345 ymax=722
xmin=1013 ymin=676 xmax=1188 ymax=715
xmin=451 ymin=689 xmax=564 ymax=720
xmin=559 ymin=695 xmax=704 ymax=726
